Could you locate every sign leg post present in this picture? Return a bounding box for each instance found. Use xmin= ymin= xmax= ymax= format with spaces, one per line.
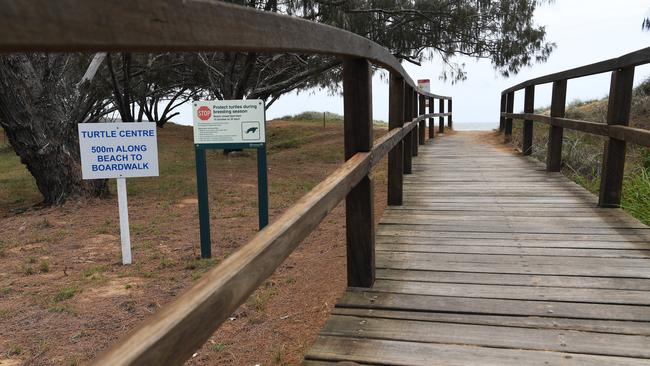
xmin=116 ymin=177 xmax=132 ymax=265
xmin=257 ymin=145 xmax=269 ymax=229
xmin=195 ymin=145 xmax=212 ymax=258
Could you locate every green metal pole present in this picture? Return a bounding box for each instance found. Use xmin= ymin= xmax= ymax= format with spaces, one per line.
xmin=195 ymin=145 xmax=211 ymax=258
xmin=257 ymin=145 xmax=269 ymax=229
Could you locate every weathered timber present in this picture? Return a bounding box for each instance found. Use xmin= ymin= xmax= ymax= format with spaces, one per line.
xmin=387 ymin=73 xmax=404 ymax=206
xmin=546 ymin=80 xmax=567 ymax=172
xmin=522 ymin=86 xmax=534 ymax=155
xmin=504 ymin=91 xmax=514 ymax=141
xmin=403 ymin=86 xmax=413 ymax=174
xmin=439 ymin=97 xmax=445 ymax=133
xmin=599 ymin=67 xmax=635 ymax=207
xmin=418 ymin=94 xmax=426 ymax=145
xmin=428 ymin=97 xmax=434 ymax=138
xmin=343 ymin=58 xmax=374 ymax=287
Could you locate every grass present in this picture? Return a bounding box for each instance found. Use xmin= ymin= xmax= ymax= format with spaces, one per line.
xmin=54 ymin=286 xmax=78 ymax=302
xmin=208 ymin=342 xmax=226 ymax=353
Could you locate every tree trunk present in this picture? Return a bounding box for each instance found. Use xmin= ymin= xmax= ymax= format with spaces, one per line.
xmin=0 ymin=54 xmax=108 ymax=205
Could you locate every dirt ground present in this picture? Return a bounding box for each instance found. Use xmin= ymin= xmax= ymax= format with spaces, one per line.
xmin=0 ymin=121 xmax=391 ymax=365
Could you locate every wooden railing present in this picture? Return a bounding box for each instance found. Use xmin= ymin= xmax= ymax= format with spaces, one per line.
xmin=0 ymin=1 xmax=452 ymax=364
xmin=499 ymin=47 xmax=650 ymax=207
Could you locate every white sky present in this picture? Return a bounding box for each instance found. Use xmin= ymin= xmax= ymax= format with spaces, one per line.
xmin=173 ymin=0 xmax=650 ymax=130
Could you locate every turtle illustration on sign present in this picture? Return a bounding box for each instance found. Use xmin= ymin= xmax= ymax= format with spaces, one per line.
xmin=246 ymin=127 xmax=258 ymax=134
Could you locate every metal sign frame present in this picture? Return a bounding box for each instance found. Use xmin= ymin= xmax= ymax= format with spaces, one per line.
xmin=193 ymin=121 xmax=269 ymax=259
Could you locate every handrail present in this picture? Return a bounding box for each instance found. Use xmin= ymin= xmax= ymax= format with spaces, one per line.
xmin=0 ymin=1 xmax=453 ymax=364
xmin=0 ymin=0 xmax=450 ymax=100
xmin=499 ymin=47 xmax=649 ymax=208
xmin=502 ymin=47 xmax=650 ymax=94
xmin=93 ymin=116 xmax=422 ymax=365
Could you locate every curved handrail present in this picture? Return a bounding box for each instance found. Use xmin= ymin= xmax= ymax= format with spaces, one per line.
xmin=0 ymin=0 xmax=450 ymax=99
xmin=502 ymin=47 xmax=650 ymax=94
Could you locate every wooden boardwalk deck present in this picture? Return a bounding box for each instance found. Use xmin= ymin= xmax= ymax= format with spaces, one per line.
xmin=304 ymin=132 xmax=650 ymax=365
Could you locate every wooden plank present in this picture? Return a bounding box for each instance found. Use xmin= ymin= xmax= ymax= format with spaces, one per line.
xmin=376 ymin=243 xmax=650 ymax=258
xmin=599 ymin=67 xmax=635 ymax=207
xmin=343 ymin=58 xmax=374 ymax=288
xmin=370 ymin=279 xmax=650 ymax=305
xmin=428 ymin=96 xmax=434 ymax=138
xmin=387 ymin=73 xmax=404 ymax=206
xmin=411 ymin=89 xmax=418 ymax=156
xmin=376 ymin=269 xmax=650 ymax=290
xmin=448 ymin=99 xmax=453 ymax=128
xmin=402 ymin=86 xmax=413 ymax=174
xmin=332 ymin=308 xmax=650 ymax=336
xmin=337 ymin=291 xmax=650 ymax=321
xmin=438 ymin=97 xmax=445 ymax=133
xmin=609 ymin=125 xmax=650 ymax=147
xmin=546 ymin=80 xmax=567 ymax=172
xmin=306 ymin=335 xmax=650 ymax=365
xmin=418 ymin=94 xmax=426 ymax=144
xmin=522 ymin=85 xmax=535 ymax=155
xmin=504 ymin=91 xmax=514 ymax=141
xmin=320 ymin=315 xmax=650 ymax=357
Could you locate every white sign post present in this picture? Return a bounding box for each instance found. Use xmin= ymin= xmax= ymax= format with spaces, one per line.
xmin=78 ymin=122 xmax=159 ymax=264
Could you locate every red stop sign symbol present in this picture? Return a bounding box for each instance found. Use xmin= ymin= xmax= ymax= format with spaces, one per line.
xmin=197 ymin=106 xmax=211 ymax=121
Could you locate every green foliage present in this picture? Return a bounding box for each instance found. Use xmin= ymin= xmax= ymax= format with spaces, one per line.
xmin=54 ymin=286 xmax=78 ymax=302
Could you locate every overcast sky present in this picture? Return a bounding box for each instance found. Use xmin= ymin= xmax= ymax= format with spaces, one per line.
xmin=173 ymin=0 xmax=650 ymax=130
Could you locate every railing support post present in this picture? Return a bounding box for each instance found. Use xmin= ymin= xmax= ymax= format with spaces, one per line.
xmin=504 ymin=91 xmax=514 ymax=142
xmin=428 ymin=97 xmax=435 ymax=139
xmin=522 ymin=86 xmax=535 ymax=155
xmin=599 ymin=67 xmax=635 ymax=207
xmin=418 ymin=94 xmax=426 ymax=144
xmin=342 ymin=58 xmax=374 ymax=287
xmin=499 ymin=94 xmax=506 ymax=131
xmin=448 ymin=99 xmax=453 ymax=129
xmin=412 ymin=89 xmax=419 ymax=156
xmin=388 ymin=73 xmax=405 ymax=206
xmin=403 ymin=86 xmax=413 ymax=174
xmin=439 ymin=98 xmax=445 ymax=134
xmin=546 ymin=80 xmax=567 ymax=172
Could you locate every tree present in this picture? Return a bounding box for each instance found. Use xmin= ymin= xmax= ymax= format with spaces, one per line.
xmin=1 ymin=0 xmax=555 ymax=205
xmin=0 ymin=54 xmax=110 ymax=204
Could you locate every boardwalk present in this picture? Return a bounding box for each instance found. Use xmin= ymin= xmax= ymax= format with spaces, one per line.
xmin=304 ymin=132 xmax=650 ymax=365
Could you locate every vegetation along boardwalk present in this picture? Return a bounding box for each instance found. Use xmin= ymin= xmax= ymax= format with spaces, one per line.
xmin=304 ymin=132 xmax=650 ymax=365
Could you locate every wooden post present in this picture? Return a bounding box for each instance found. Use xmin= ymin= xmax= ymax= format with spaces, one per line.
xmin=412 ymin=89 xmax=418 ymax=156
xmin=522 ymin=86 xmax=535 ymax=156
xmin=418 ymin=94 xmax=426 ymax=144
xmin=388 ymin=73 xmax=404 ymax=206
xmin=448 ymin=99 xmax=453 ymax=129
xmin=499 ymin=94 xmax=506 ymax=131
xmin=599 ymin=67 xmax=635 ymax=207
xmin=546 ymin=80 xmax=567 ymax=172
xmin=438 ymin=98 xmax=445 ymax=134
xmin=403 ymin=86 xmax=413 ymax=174
xmin=428 ymin=96 xmax=434 ymax=139
xmin=504 ymin=91 xmax=514 ymax=142
xmin=342 ymin=58 xmax=374 ymax=287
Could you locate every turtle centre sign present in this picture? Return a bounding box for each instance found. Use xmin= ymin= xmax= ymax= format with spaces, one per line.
xmin=193 ymin=100 xmax=265 ymax=144
xmin=78 ymin=122 xmax=159 ymax=179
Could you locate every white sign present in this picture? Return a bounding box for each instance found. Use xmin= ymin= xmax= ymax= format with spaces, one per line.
xmin=193 ymin=100 xmax=265 ymax=144
xmin=78 ymin=122 xmax=159 ymax=179
xmin=417 ymin=79 xmax=431 ymax=93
